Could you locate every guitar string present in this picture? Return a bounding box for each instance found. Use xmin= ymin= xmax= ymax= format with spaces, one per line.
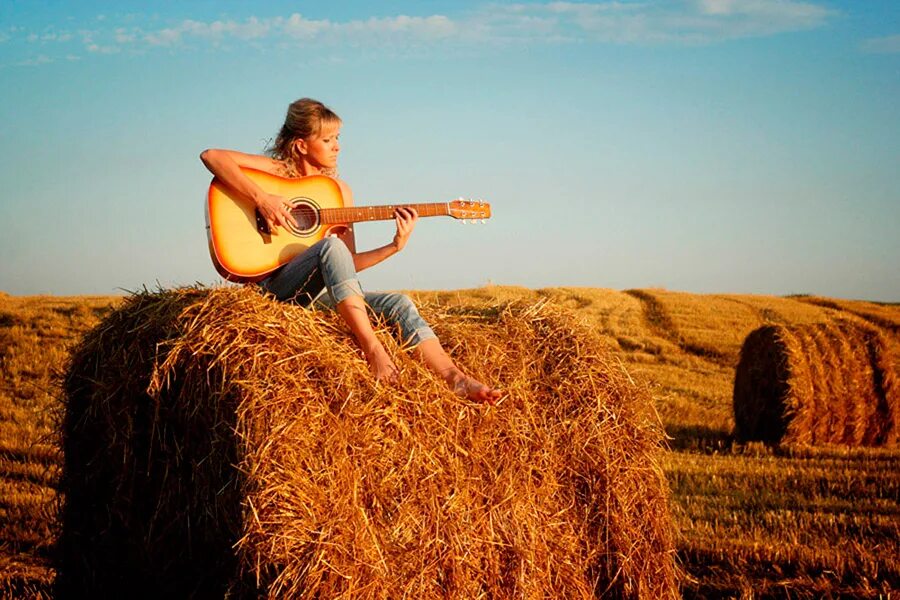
xmin=288 ymin=203 xmax=489 ymax=223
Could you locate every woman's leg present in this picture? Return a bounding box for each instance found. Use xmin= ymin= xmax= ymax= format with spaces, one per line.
xmin=260 ymin=238 xmax=397 ymax=381
xmin=335 ymin=296 xmax=398 ymax=383
xmin=363 ymin=292 xmax=502 ymax=403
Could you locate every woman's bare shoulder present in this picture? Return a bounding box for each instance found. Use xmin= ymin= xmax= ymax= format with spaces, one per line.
xmin=334 ymin=177 xmax=354 ymax=206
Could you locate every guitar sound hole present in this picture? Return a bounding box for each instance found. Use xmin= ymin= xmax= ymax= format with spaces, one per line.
xmin=288 ymin=201 xmax=320 ymax=236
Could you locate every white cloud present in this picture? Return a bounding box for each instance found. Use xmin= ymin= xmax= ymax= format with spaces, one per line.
xmin=483 ymin=0 xmax=835 ymax=45
xmin=144 ymin=27 xmax=182 ymax=46
xmin=87 ymin=43 xmax=119 ymax=54
xmin=698 ymin=0 xmax=829 ymax=20
xmin=280 ymin=14 xmax=329 ymax=39
xmin=861 ymin=34 xmax=900 ymax=54
xmin=143 ymin=17 xmax=273 ymax=46
xmin=18 ymin=54 xmax=53 ymax=66
xmin=43 ymin=32 xmax=73 ymax=42
xmin=78 ymin=29 xmax=98 ymax=45
xmin=133 ymin=2 xmax=832 ymax=50
xmin=25 ymin=30 xmax=74 ymax=43
xmin=114 ymin=28 xmax=137 ymax=44
xmin=340 ymin=15 xmax=457 ymax=38
xmin=6 ymin=1 xmax=837 ymax=66
xmin=141 ymin=13 xmax=457 ymax=47
xmin=181 ymin=16 xmax=273 ymax=41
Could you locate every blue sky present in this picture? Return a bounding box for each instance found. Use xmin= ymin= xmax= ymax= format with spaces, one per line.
xmin=0 ymin=1 xmax=897 ymax=300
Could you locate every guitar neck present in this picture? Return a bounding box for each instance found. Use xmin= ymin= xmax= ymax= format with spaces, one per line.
xmin=320 ymin=203 xmax=450 ymax=225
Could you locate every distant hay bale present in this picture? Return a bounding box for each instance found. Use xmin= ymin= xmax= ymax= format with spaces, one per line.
xmin=58 ymin=287 xmax=677 ymax=598
xmin=733 ymin=322 xmax=899 ymax=446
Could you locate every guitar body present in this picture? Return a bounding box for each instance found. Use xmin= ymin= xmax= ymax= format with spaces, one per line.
xmin=206 ymin=170 xmax=344 ymax=282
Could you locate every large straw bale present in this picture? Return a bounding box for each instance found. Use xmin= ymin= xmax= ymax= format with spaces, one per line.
xmin=58 ymin=286 xmax=677 ymax=598
xmin=733 ymin=321 xmax=898 ymax=446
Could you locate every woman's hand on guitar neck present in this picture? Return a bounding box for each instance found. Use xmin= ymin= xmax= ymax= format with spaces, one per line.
xmin=257 ymin=192 xmax=298 ymax=232
xmin=392 ymin=207 xmax=418 ymax=252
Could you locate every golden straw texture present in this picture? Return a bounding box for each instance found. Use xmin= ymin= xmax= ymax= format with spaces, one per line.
xmin=733 ymin=322 xmax=899 ymax=447
xmin=58 ymin=287 xmax=677 ymax=598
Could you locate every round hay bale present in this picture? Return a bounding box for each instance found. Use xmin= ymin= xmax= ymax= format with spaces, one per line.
xmin=57 ymin=287 xmax=677 ymax=598
xmin=733 ymin=321 xmax=899 ymax=446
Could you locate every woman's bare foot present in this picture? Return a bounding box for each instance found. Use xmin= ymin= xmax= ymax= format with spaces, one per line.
xmin=362 ymin=342 xmax=399 ymax=383
xmin=446 ymin=369 xmax=503 ymax=404
xmin=412 ymin=339 xmax=501 ymax=403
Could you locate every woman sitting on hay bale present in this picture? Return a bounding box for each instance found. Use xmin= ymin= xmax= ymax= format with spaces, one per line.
xmin=201 ymin=98 xmax=501 ymax=403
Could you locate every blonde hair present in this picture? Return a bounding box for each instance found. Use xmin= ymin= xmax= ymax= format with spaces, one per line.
xmin=268 ymin=98 xmax=341 ymax=177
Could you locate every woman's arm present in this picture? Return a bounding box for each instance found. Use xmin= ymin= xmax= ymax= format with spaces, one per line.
xmin=200 ymin=148 xmax=296 ymax=231
xmin=336 ymin=180 xmax=417 ymax=272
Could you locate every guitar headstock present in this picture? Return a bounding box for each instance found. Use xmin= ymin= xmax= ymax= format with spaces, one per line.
xmin=448 ymin=198 xmax=491 ymax=223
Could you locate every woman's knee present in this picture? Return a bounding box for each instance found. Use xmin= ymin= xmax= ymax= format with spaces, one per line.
xmin=383 ymin=294 xmax=436 ymax=347
xmin=386 ymin=293 xmax=416 ymax=317
xmin=317 ymin=236 xmax=355 ymax=269
xmin=318 ymin=235 xmax=348 ymax=257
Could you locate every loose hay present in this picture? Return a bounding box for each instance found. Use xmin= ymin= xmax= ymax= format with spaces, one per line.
xmin=733 ymin=321 xmax=899 ymax=446
xmin=58 ymin=286 xmax=677 ymax=598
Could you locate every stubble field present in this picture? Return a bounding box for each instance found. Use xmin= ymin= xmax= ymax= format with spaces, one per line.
xmin=0 ymin=287 xmax=898 ymax=598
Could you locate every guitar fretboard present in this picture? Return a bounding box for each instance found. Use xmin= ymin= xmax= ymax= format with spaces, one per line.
xmin=320 ymin=203 xmax=450 ymax=224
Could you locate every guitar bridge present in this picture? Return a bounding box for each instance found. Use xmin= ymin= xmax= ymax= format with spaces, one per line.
xmin=255 ymin=209 xmax=271 ymax=235
xmin=255 ymin=209 xmax=272 ymax=243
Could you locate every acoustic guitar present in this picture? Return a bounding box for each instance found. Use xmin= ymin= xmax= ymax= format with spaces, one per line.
xmin=206 ymin=167 xmax=491 ymax=282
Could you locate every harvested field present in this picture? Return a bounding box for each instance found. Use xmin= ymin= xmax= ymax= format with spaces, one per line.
xmin=796 ymin=296 xmax=900 ymax=335
xmin=0 ymin=294 xmax=119 ymax=597
xmin=58 ymin=287 xmax=677 ymax=598
xmin=2 ymin=286 xmax=899 ymax=597
xmin=734 ymin=322 xmax=898 ymax=446
xmin=667 ymin=445 xmax=900 ymax=598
